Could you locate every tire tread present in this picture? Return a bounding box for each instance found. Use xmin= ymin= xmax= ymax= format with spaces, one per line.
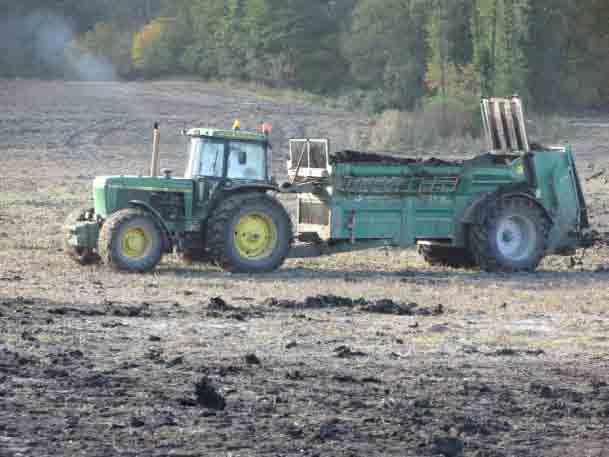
xmin=469 ymin=196 xmax=551 ymax=272
xmin=98 ymin=208 xmax=163 ymax=272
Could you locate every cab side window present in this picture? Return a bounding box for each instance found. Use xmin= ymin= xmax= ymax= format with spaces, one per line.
xmin=227 ymin=142 xmax=265 ymax=180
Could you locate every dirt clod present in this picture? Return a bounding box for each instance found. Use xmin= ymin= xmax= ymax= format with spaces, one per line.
xmin=208 ymin=296 xmax=232 ymax=311
xmin=286 ymin=370 xmax=304 ymax=380
xmin=44 ymin=368 xmax=69 ymax=378
xmin=156 ymin=411 xmax=178 ymax=427
xmin=49 ymin=307 xmax=106 ymax=317
xmin=493 ymin=348 xmax=545 ymax=357
xmin=318 ymin=417 xmax=344 ymax=441
xmin=361 ymin=299 xmax=419 ymax=315
xmin=263 ymin=295 xmax=360 ymax=309
xmin=147 ymin=348 xmax=164 ymax=363
xmin=130 ymin=417 xmax=146 ymax=428
xmin=334 ymin=345 xmax=367 ymax=358
xmin=263 ymin=295 xmax=444 ymax=316
xmin=101 ymin=321 xmax=127 ymax=328
xmin=108 ymin=302 xmax=151 ymax=318
xmin=429 ymin=324 xmax=450 ymax=333
xmin=245 ymin=353 xmax=261 ymax=365
xmin=166 ymin=356 xmax=184 ymax=368
xmin=206 ymin=297 xmax=262 ymax=321
xmin=194 ymin=377 xmax=226 ymax=410
xmin=432 ymin=435 xmax=465 ymax=457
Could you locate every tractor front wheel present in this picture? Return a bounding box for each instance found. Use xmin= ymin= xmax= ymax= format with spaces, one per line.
xmin=98 ymin=209 xmax=164 ymax=272
xmin=469 ymin=196 xmax=551 ymax=272
xmin=207 ymin=193 xmax=292 ymax=273
xmin=64 ymin=208 xmax=100 ymax=265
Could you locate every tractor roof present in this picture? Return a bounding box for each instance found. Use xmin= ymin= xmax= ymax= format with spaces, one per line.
xmin=186 ymin=127 xmax=267 ymax=142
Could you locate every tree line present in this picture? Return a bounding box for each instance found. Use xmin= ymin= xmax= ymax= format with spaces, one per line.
xmin=2 ymin=0 xmax=608 ymax=113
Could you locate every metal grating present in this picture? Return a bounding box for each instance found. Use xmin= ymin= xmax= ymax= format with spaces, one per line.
xmin=481 ymin=96 xmax=530 ymax=153
xmin=336 ymin=176 xmax=459 ymax=194
xmin=299 ymin=200 xmax=330 ymax=225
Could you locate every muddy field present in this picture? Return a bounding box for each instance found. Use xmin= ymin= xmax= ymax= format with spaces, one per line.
xmin=1 ymin=80 xmax=609 ymax=457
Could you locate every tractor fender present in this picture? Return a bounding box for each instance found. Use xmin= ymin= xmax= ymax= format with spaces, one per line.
xmin=208 ymin=183 xmax=279 ymax=213
xmin=461 ymin=191 xmax=553 ymax=226
xmin=128 ymin=200 xmax=173 ymax=252
xmin=222 ymin=182 xmax=279 ymax=194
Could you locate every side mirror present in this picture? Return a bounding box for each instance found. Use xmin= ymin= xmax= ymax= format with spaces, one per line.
xmin=238 ymin=150 xmax=247 ymax=165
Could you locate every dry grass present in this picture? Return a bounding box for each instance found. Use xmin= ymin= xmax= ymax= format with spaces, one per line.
xmin=359 ymin=104 xmax=483 ymax=156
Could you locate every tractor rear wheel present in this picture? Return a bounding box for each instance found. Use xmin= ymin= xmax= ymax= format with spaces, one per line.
xmin=418 ymin=245 xmax=476 ymax=269
xmin=98 ymin=209 xmax=164 ymax=272
xmin=469 ymin=196 xmax=551 ymax=272
xmin=63 ymin=208 xmax=100 ymax=265
xmin=207 ymin=193 xmax=292 ymax=273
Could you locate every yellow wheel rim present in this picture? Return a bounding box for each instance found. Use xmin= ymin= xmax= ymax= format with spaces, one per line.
xmin=121 ymin=227 xmax=149 ymax=259
xmin=234 ymin=213 xmax=278 ymax=260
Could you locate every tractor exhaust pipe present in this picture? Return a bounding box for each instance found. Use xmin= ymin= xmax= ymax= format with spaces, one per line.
xmin=150 ymin=122 xmax=161 ymax=177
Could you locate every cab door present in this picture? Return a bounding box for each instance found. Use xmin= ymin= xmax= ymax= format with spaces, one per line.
xmin=186 ymin=137 xmax=227 ymax=207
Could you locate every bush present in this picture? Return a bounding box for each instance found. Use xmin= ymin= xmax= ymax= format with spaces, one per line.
xmin=132 ymin=17 xmax=181 ymax=76
xmin=366 ymin=97 xmax=483 ymax=155
xmin=423 ymin=96 xmax=481 ymax=138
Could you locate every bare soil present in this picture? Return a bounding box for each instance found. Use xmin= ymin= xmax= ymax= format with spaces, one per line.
xmin=1 ymin=80 xmax=609 ymax=457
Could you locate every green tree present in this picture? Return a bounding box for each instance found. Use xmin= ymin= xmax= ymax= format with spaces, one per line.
xmin=472 ymin=0 xmax=529 ymax=97
xmin=344 ymin=0 xmax=428 ymax=110
xmin=251 ymin=0 xmax=347 ymax=91
xmin=425 ymin=0 xmax=480 ymax=136
xmin=173 ymin=0 xmax=225 ymax=78
xmin=527 ymin=0 xmax=609 ymax=109
xmin=132 ymin=17 xmax=181 ymax=76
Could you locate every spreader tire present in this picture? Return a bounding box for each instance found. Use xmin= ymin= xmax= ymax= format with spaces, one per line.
xmin=207 ymin=193 xmax=292 ymax=273
xmin=99 ymin=209 xmax=163 ymax=272
xmin=469 ymin=196 xmax=551 ymax=272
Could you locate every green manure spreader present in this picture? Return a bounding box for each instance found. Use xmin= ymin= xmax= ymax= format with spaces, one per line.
xmin=65 ymin=97 xmax=590 ymax=273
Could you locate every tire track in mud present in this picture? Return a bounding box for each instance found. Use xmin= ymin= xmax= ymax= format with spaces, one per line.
xmin=60 ymin=118 xmax=138 ymax=162
xmin=64 ymin=118 xmax=136 ymax=148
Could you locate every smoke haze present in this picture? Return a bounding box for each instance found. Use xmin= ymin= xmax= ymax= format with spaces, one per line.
xmin=0 ymin=11 xmax=116 ymax=80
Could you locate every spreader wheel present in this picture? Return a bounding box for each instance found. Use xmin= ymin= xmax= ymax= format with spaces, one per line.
xmin=469 ymin=196 xmax=551 ymax=272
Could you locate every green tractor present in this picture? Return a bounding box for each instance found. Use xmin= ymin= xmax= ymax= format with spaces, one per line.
xmin=65 ymin=121 xmax=293 ymax=273
xmin=65 ymin=97 xmax=591 ymax=273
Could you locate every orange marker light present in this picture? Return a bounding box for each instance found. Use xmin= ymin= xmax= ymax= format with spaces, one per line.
xmin=261 ymin=122 xmax=273 ymax=135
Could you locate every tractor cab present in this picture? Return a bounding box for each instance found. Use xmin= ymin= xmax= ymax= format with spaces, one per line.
xmin=184 ymin=125 xmax=271 ymax=183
